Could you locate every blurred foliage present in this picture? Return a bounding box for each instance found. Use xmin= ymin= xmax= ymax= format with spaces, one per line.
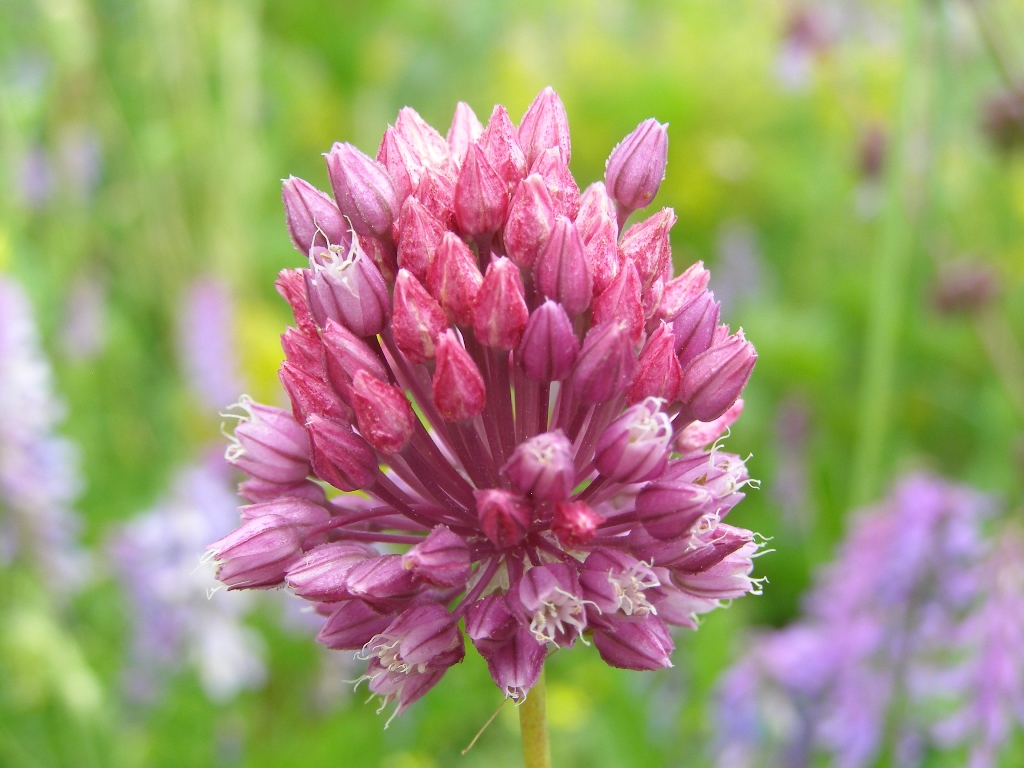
xmin=1 ymin=0 xmax=1023 ymax=766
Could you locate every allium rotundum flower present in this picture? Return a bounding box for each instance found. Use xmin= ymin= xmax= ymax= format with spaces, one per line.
xmin=714 ymin=474 xmax=1024 ymax=768
xmin=210 ymin=88 xmax=761 ymax=720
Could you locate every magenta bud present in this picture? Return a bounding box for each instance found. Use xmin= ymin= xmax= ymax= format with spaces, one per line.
xmin=227 ymin=398 xmax=311 ymax=484
xmin=285 ymin=541 xmax=376 ymax=601
xmin=531 ymin=146 xmax=580 ymax=219
xmin=237 ymin=497 xmax=330 ymax=535
xmin=364 ymin=602 xmax=464 ymax=672
xmin=572 ymin=321 xmax=637 ymax=404
xmin=604 ymin=118 xmax=669 ymax=218
xmin=472 ymin=257 xmax=529 ymax=349
xmin=392 ymin=269 xmax=449 ymax=363
xmin=592 ymin=614 xmax=674 ymax=671
xmin=356 ymin=234 xmax=398 ymax=284
xmin=279 ymin=360 xmax=353 ymax=425
xmin=552 ymin=501 xmax=605 ymax=549
xmin=281 ymin=326 xmax=325 ymax=378
xmin=447 ymin=101 xmax=484 ymax=167
xmin=276 ymin=269 xmax=319 ymax=338
xmin=628 ymin=323 xmax=683 ymax=405
xmin=501 ymin=430 xmax=575 ymax=502
xmin=475 ymin=489 xmax=532 ymax=549
xmin=377 ymin=126 xmax=424 ymax=206
xmin=518 ymin=86 xmax=572 ymax=167
xmin=346 ymin=553 xmax=420 ymax=602
xmin=576 ymin=182 xmax=618 ymax=242
xmin=513 ymin=563 xmax=587 ymax=646
xmin=515 ymin=299 xmax=579 ymax=382
xmin=474 ymin=623 xmax=546 ymax=701
xmin=592 ymin=259 xmax=644 ymax=345
xmin=594 ymin=397 xmax=672 ymax=483
xmin=672 ymin=291 xmax=721 ymax=367
xmin=238 ymin=477 xmax=326 ymax=505
xmin=282 ymin=176 xmax=350 ymax=254
xmin=304 ymin=241 xmax=390 ymax=336
xmin=642 ymin=275 xmax=665 ymax=320
xmin=208 ymin=514 xmax=305 ymax=589
xmin=427 ymin=232 xmax=483 ymax=326
xmin=465 ymin=596 xmax=518 ymax=650
xmin=401 ymin=526 xmax=471 ymax=588
xmin=396 ymin=197 xmax=445 ymax=282
xmin=676 ymin=399 xmax=745 ymax=454
xmin=619 ymin=208 xmax=676 ymax=291
xmin=351 ymin=370 xmax=416 ymax=454
xmin=305 ymin=414 xmax=379 ymax=491
xmin=667 ymin=522 xmax=754 ymax=578
xmin=317 ymin=600 xmax=394 ymax=650
xmin=534 ymin=216 xmax=593 ymax=317
xmin=321 ymin=319 xmax=388 ymax=403
xmin=395 ymin=107 xmax=453 ymax=175
xmin=580 ymin=549 xmax=659 ymax=617
xmin=635 ymin=478 xmax=714 ymax=541
xmin=481 ymin=104 xmax=528 ymax=191
xmin=413 ymin=169 xmax=456 ymax=228
xmin=679 ymin=330 xmax=757 ymax=422
xmin=504 ymin=174 xmax=556 ymax=270
xmin=454 ymin=143 xmax=509 ymax=236
xmin=325 ymin=142 xmax=398 ymax=241
xmin=432 ymin=330 xmax=486 ymax=421
xmin=582 ymin=214 xmax=623 ymax=296
xmin=657 ymin=261 xmax=711 ymax=323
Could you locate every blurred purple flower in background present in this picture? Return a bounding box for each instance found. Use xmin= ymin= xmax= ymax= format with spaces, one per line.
xmin=16 ymin=146 xmax=55 ymax=210
xmin=178 ymin=278 xmax=244 ymax=413
xmin=0 ymin=278 xmax=89 ymax=592
xmin=714 ymin=473 xmax=1024 ymax=768
xmin=62 ymin=274 xmax=108 ymax=361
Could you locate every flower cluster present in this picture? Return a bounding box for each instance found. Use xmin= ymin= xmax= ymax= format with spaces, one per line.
xmin=209 ymin=88 xmax=760 ymax=719
xmin=0 ymin=277 xmax=89 ymax=593
xmin=714 ymin=474 xmax=1024 ymax=768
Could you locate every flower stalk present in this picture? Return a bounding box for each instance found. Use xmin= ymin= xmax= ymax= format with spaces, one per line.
xmin=519 ymin=668 xmax=552 ymax=768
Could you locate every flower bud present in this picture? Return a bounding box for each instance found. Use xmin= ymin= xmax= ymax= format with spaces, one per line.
xmin=321 ymin=319 xmax=388 ymax=403
xmin=414 ymin=169 xmax=456 ymax=228
xmin=472 ymin=623 xmax=545 ymax=701
xmin=518 ymin=86 xmax=571 ymax=167
xmin=279 ymin=360 xmax=353 ymax=425
xmin=238 ymin=477 xmax=326 ymax=505
xmin=501 ymin=430 xmax=575 ymax=502
xmin=672 ymin=290 xmax=720 ymax=367
xmin=465 ymin=595 xmax=518 ymax=651
xmin=657 ymin=261 xmax=711 ymax=323
xmin=475 ymin=489 xmax=532 ymax=549
xmin=580 ymin=549 xmax=659 ymax=617
xmin=317 ymin=600 xmax=395 ymax=650
xmin=635 ymin=478 xmax=714 ymax=541
xmin=226 ymin=398 xmax=311 ymax=484
xmin=513 ymin=563 xmax=586 ymax=646
xmin=552 ymin=501 xmax=604 ymax=548
xmin=396 ymin=196 xmax=445 ymax=282
xmin=447 ymin=101 xmax=484 ymax=167
xmin=432 ymin=330 xmax=486 ymax=421
xmin=594 ymin=397 xmax=672 ymax=483
xmin=304 ymin=241 xmax=390 ymax=337
xmin=641 ymin=275 xmax=664 ymax=320
xmin=481 ymin=104 xmax=527 ymax=191
xmin=285 ymin=541 xmax=376 ymax=601
xmin=592 ymin=259 xmax=644 ymax=345
xmin=427 ymin=232 xmax=483 ymax=326
xmin=281 ymin=326 xmax=325 ymax=379
xmin=364 ymin=602 xmax=464 ymax=672
xmin=305 ymin=414 xmax=379 ymax=491
xmin=604 ymin=118 xmax=669 ymax=218
xmin=325 ymin=142 xmax=398 ymax=241
xmin=282 ymin=176 xmax=350 ymax=254
xmin=504 ymin=174 xmax=556 ymax=270
xmin=453 ymin=144 xmax=509 ymax=236
xmin=592 ymin=614 xmax=674 ymax=671
xmin=676 ymin=399 xmax=744 ymax=454
xmin=351 ymin=370 xmax=416 ymax=454
xmin=678 ymin=330 xmax=756 ymax=422
xmin=628 ymin=323 xmax=683 ymax=405
xmin=392 ymin=270 xmax=449 ymax=363
xmin=395 ymin=107 xmax=453 ymax=175
xmin=534 ymin=216 xmax=593 ymax=317
xmin=577 ymin=182 xmax=618 ymax=242
xmin=582 ymin=214 xmax=622 ymax=295
xmin=619 ymin=208 xmax=675 ymax=291
xmin=515 ymin=299 xmax=579 ymax=382
xmin=276 ymin=268 xmax=318 ymax=337
xmin=531 ymin=146 xmax=580 ymax=219
xmin=401 ymin=526 xmax=472 ymax=587
xmin=346 ymin=553 xmax=420 ymax=603
xmin=472 ymin=257 xmax=529 ymax=349
xmin=666 ymin=523 xmax=753 ymax=575
xmin=572 ymin=321 xmax=637 ymax=404
xmin=376 ymin=127 xmax=423 ymax=206
xmin=357 ymin=233 xmax=398 ymax=284
xmin=208 ymin=514 xmax=306 ymax=589
xmin=237 ymin=496 xmax=330 ymax=534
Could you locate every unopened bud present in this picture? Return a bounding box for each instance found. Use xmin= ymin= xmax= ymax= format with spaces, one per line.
xmin=275 ymin=268 xmax=318 ymax=337
xmin=279 ymin=360 xmax=353 ymax=425
xmin=208 ymin=514 xmax=307 ymax=589
xmin=282 ymin=176 xmax=350 ymax=254
xmin=401 ymin=526 xmax=472 ymax=587
xmin=395 ymin=106 xmax=453 ymax=175
xmin=672 ymin=290 xmax=720 ymax=368
xmin=604 ymin=118 xmax=669 ymax=222
xmin=432 ymin=330 xmax=486 ymax=421
xmin=305 ymin=414 xmax=379 ymax=491
xmin=317 ymin=600 xmax=394 ymax=650
xmin=481 ymin=104 xmax=527 ymax=191
xmin=472 ymin=257 xmax=529 ymax=349
xmin=322 ymin=319 xmax=388 ymax=403
xmin=552 ymin=501 xmax=604 ymax=548
xmin=281 ymin=326 xmax=325 ymax=379
xmin=518 ymin=86 xmax=572 ymax=167
xmin=504 ymin=174 xmax=556 ymax=270
xmin=227 ymin=399 xmax=311 ymax=484
xmin=414 ymin=169 xmax=456 ymax=228
xmin=285 ymin=541 xmax=375 ymax=601
xmin=531 ymin=146 xmax=580 ymax=219
xmin=516 ymin=299 xmax=579 ymax=382
xmin=346 ymin=553 xmax=420 ymax=603
xmin=534 ymin=216 xmax=593 ymax=317
xmin=678 ymin=330 xmax=756 ymax=422
xmin=376 ymin=127 xmax=423 ymax=206
xmin=324 ymin=142 xmax=398 ymax=241
xmin=501 ymin=430 xmax=575 ymax=502
xmin=635 ymin=478 xmax=713 ymax=541
xmin=676 ymin=399 xmax=744 ymax=454
xmin=351 ymin=370 xmax=416 ymax=454
xmin=594 ymin=397 xmax=672 ymax=484
xmin=447 ymin=101 xmax=484 ymax=167
xmin=427 ymin=233 xmax=483 ymax=326
xmin=392 ymin=270 xmax=449 ymax=363
xmin=619 ymin=208 xmax=676 ymax=291
xmin=454 ymin=144 xmax=509 ymax=236
xmin=475 ymin=489 xmax=532 ymax=549
xmin=627 ymin=323 xmax=682 ymax=404
xmin=396 ymin=196 xmax=445 ymax=282
xmin=592 ymin=614 xmax=674 ymax=671
xmin=591 ymin=259 xmax=644 ymax=345
xmin=572 ymin=321 xmax=637 ymax=404
xmin=657 ymin=261 xmax=711 ymax=323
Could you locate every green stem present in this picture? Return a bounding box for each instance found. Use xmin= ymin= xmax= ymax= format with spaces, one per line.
xmin=519 ymin=668 xmax=552 ymax=768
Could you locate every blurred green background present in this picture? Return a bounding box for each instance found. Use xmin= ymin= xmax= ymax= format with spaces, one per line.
xmin=1 ymin=0 xmax=1023 ymax=765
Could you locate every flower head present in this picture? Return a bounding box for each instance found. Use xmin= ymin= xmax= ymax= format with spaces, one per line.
xmin=211 ymin=89 xmax=761 ymax=720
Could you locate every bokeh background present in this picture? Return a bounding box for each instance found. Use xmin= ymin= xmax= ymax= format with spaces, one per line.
xmin=1 ymin=0 xmax=1023 ymax=766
